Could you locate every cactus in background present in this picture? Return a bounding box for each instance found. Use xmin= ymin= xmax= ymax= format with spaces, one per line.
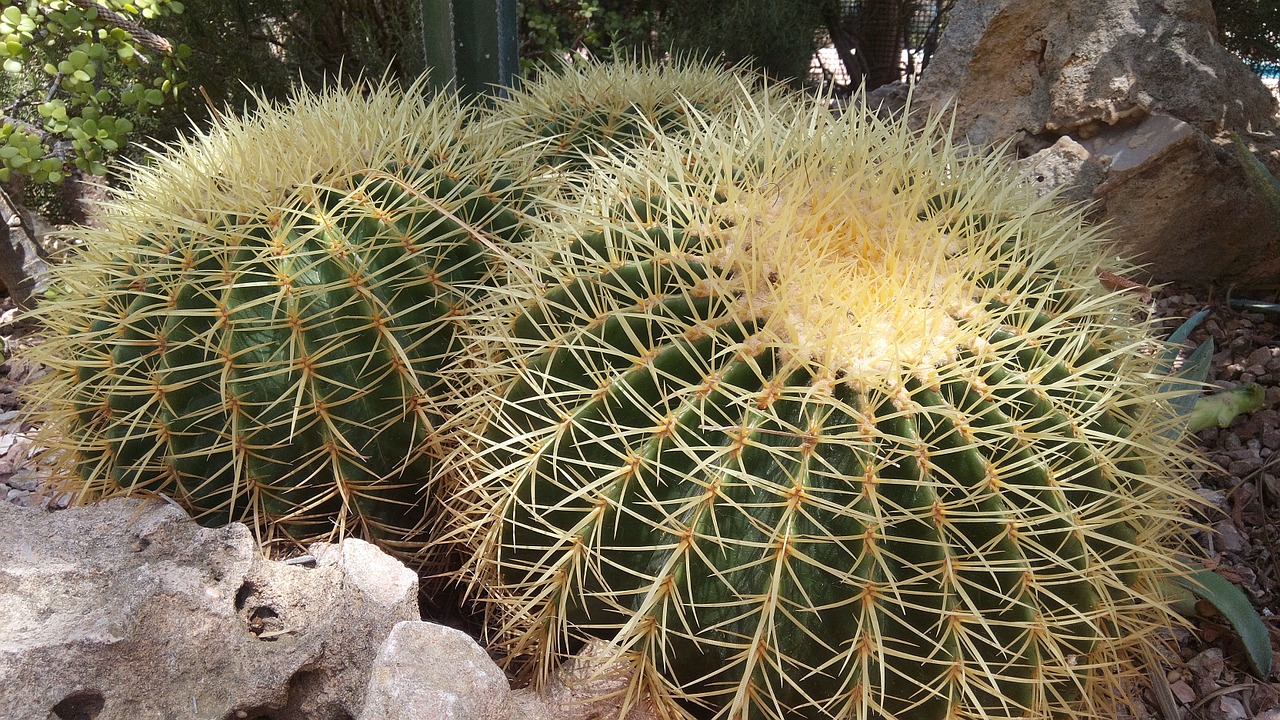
xmin=420 ymin=0 xmax=520 ymax=99
xmin=23 ymin=80 xmax=529 ymax=555
xmin=453 ymin=100 xmax=1204 ymax=720
xmin=479 ymin=56 xmax=795 ymax=177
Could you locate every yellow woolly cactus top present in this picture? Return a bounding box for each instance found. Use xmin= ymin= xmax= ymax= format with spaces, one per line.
xmin=723 ymin=175 xmax=979 ymax=379
xmin=558 ymin=103 xmax=1140 ymax=397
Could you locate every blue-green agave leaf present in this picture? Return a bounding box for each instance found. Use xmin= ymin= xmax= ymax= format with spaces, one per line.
xmin=1158 ymin=309 xmax=1213 ymax=434
xmin=1174 ymin=567 xmax=1273 ymax=679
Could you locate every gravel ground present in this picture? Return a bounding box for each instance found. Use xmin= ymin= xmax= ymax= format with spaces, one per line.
xmin=2 ymin=288 xmax=1278 ymax=719
xmin=1155 ymin=291 xmax=1280 ymax=720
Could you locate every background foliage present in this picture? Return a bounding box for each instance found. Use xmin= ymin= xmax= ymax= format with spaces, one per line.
xmin=1 ymin=0 xmax=1276 ymax=196
xmin=0 ymin=0 xmax=187 ymax=184
xmin=1213 ymin=0 xmax=1280 ymax=73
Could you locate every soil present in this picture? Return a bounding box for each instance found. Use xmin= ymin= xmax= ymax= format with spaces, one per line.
xmin=1 ymin=287 xmax=1278 ymax=720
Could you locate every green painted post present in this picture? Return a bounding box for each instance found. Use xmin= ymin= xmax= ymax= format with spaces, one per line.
xmin=420 ymin=0 xmax=519 ymax=99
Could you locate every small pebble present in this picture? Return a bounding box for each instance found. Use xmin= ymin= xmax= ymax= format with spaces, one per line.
xmin=1170 ymin=680 xmax=1197 ymax=704
xmin=1213 ymin=521 xmax=1249 ymax=552
xmin=5 ymin=488 xmax=32 ymax=506
xmin=1187 ymin=647 xmax=1226 ymax=683
xmin=1196 ymin=489 xmax=1227 ymax=507
xmin=1213 ymin=695 xmax=1248 ymax=720
xmin=1227 ymin=458 xmax=1261 ymax=477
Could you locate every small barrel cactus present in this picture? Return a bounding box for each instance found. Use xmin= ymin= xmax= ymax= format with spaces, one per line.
xmin=479 ymin=56 xmax=794 ymax=176
xmin=453 ymin=101 xmax=1203 ymax=719
xmin=24 ymin=81 xmax=528 ymax=555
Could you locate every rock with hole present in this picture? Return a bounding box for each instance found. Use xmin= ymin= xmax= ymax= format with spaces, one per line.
xmin=0 ymin=498 xmax=418 ymax=720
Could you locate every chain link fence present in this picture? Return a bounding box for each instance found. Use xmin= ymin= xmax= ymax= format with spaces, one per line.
xmin=811 ymin=0 xmax=954 ymax=91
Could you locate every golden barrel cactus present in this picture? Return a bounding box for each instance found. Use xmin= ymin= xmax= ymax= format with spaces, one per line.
xmin=452 ymin=98 xmax=1204 ymax=720
xmin=23 ymin=81 xmax=528 ymax=555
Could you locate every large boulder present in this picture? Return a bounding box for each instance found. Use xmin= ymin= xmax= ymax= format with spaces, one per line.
xmin=0 ymin=498 xmax=419 ymax=720
xmin=911 ymin=0 xmax=1280 ymax=290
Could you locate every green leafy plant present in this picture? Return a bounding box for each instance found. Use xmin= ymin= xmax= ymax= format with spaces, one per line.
xmin=517 ymin=0 xmax=661 ymax=76
xmin=0 ymin=0 xmax=188 ymax=183
xmin=451 ymin=95 xmax=1207 ymax=720
xmin=22 ymin=80 xmax=529 ymax=556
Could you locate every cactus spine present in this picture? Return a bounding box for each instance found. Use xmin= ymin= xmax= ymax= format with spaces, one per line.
xmin=24 ymin=81 xmax=527 ymax=554
xmin=453 ymin=101 xmax=1202 ymax=720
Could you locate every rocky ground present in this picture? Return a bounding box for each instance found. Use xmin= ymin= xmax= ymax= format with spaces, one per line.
xmin=1 ymin=288 xmax=1278 ymax=720
xmin=1156 ymin=291 xmax=1280 ymax=720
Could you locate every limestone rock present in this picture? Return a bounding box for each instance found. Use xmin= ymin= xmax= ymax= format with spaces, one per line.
xmin=913 ymin=0 xmax=1280 ymax=289
xmin=358 ymin=621 xmax=544 ymax=720
xmin=1016 ymin=135 xmax=1104 ymax=203
xmin=357 ymin=622 xmax=667 ymax=720
xmin=0 ymin=498 xmax=419 ymax=720
xmin=915 ymin=0 xmax=1275 ymax=147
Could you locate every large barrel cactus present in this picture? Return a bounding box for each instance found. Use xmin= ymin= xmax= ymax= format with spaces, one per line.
xmin=24 ymin=81 xmax=527 ymax=554
xmin=454 ymin=102 xmax=1203 ymax=719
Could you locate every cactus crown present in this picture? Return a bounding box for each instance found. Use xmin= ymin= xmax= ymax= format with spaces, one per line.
xmin=451 ymin=99 xmax=1203 ymax=720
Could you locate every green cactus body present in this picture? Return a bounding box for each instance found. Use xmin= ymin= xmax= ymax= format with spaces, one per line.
xmin=25 ymin=82 xmax=526 ymax=553
xmin=460 ymin=107 xmax=1201 ymax=719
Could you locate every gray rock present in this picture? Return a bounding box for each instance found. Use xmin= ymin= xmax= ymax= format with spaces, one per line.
xmin=1016 ymin=135 xmax=1105 ymax=203
xmin=357 ymin=626 xmax=670 ymax=720
xmin=1212 ymin=520 xmax=1250 ymax=552
xmin=912 ymin=0 xmax=1280 ymax=290
xmin=0 ymin=498 xmax=419 ymax=720
xmin=358 ymin=621 xmax=549 ymax=720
